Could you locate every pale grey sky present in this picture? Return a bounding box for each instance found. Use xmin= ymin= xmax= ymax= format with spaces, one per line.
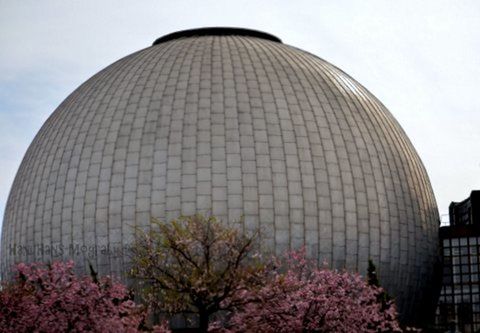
xmin=1 ymin=0 xmax=479 ymax=222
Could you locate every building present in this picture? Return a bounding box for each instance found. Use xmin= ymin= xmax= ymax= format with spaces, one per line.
xmin=1 ymin=27 xmax=439 ymax=322
xmin=436 ymin=191 xmax=480 ymax=332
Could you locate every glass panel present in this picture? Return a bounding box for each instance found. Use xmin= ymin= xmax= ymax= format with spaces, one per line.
xmin=473 ymin=294 xmax=479 ymax=303
xmin=474 ymin=321 xmax=480 ymax=332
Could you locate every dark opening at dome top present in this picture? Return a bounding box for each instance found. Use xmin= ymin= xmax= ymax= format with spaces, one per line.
xmin=152 ymin=27 xmax=282 ymax=45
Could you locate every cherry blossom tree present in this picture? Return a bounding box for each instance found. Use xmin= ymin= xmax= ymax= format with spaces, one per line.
xmin=129 ymin=214 xmax=267 ymax=333
xmin=217 ymin=249 xmax=402 ymax=333
xmin=0 ymin=261 xmax=145 ymax=333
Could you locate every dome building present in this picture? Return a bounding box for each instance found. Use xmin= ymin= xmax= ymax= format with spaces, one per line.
xmin=1 ymin=28 xmax=439 ymax=320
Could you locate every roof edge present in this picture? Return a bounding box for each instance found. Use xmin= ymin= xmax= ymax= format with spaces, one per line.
xmin=153 ymin=27 xmax=282 ymax=45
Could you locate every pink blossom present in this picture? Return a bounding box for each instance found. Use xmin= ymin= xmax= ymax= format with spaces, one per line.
xmin=215 ymin=248 xmax=402 ymax=332
xmin=0 ymin=261 xmax=145 ymax=333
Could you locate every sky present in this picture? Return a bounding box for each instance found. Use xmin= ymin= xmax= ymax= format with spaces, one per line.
xmin=0 ymin=0 xmax=479 ymax=224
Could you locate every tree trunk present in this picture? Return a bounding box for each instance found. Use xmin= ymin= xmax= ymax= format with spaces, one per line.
xmin=198 ymin=309 xmax=209 ymax=333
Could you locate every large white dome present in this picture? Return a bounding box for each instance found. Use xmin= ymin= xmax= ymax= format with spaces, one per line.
xmin=1 ymin=28 xmax=439 ymax=320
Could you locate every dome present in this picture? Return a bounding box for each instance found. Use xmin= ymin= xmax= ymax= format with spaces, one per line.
xmin=1 ymin=28 xmax=438 ymax=320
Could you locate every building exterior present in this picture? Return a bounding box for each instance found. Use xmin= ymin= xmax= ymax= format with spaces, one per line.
xmin=1 ymin=27 xmax=439 ymax=321
xmin=436 ymin=191 xmax=480 ymax=332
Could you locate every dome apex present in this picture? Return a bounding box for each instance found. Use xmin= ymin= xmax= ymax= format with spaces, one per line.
xmin=152 ymin=27 xmax=282 ymax=45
